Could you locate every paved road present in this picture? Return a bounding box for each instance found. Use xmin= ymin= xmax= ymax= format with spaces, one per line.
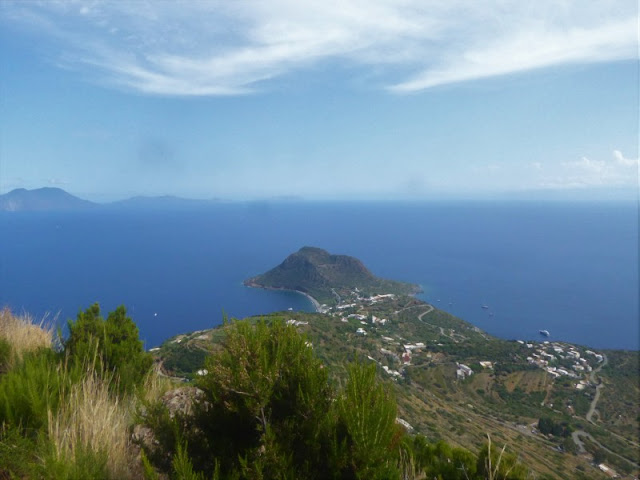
xmin=417 ymin=305 xmax=434 ymax=321
xmin=393 ymin=303 xmax=424 ymax=315
xmin=331 ymin=288 xmax=342 ymax=303
xmin=571 ymin=431 xmax=588 ymax=454
xmin=586 ymin=353 xmax=608 ymax=423
xmin=572 ymin=429 xmax=640 ymax=469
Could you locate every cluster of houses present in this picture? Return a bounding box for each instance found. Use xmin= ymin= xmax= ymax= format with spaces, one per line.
xmin=344 ymin=312 xmax=390 ymax=336
xmin=519 ymin=340 xmax=603 ymax=386
xmin=329 ymin=293 xmax=599 ymax=392
xmin=286 ymin=319 xmax=309 ymax=327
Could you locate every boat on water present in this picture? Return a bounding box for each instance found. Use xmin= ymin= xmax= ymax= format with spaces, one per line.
xmin=481 ymin=305 xmax=489 ymax=309
xmin=539 ymin=329 xmax=550 ymax=337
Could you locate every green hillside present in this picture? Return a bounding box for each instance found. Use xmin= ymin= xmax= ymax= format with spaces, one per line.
xmin=158 ymin=295 xmax=640 ymax=480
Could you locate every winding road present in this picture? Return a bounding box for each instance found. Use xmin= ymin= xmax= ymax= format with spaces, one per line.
xmin=417 ymin=305 xmax=434 ymax=321
xmin=586 ymin=353 xmax=607 ymax=423
xmin=570 ymin=353 xmax=639 ymax=468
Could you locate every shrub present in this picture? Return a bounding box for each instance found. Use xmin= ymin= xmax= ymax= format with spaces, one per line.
xmin=334 ymin=360 xmax=404 ymax=479
xmin=0 ymin=424 xmax=41 ymax=478
xmin=0 ymin=339 xmax=11 ymax=374
xmin=411 ymin=437 xmax=478 ymax=480
xmin=0 ymin=349 xmax=79 ymax=435
xmin=191 ymin=319 xmax=333 ymax=477
xmin=65 ymin=304 xmax=152 ymax=395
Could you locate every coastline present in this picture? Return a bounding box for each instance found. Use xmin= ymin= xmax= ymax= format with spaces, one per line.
xmin=244 ymin=280 xmax=321 ymax=313
xmin=294 ymin=290 xmax=321 ymax=312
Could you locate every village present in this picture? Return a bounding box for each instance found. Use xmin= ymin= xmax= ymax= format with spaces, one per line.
xmin=519 ymin=339 xmax=604 ymax=387
xmin=314 ymin=289 xmax=605 ymax=393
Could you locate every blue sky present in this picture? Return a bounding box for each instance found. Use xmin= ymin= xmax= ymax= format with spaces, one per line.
xmin=0 ymin=1 xmax=637 ymax=201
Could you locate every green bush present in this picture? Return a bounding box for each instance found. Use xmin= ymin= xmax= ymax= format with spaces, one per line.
xmin=0 ymin=424 xmax=41 ymax=478
xmin=191 ymin=319 xmax=333 ymax=477
xmin=334 ymin=360 xmax=404 ymax=479
xmin=0 ymin=338 xmax=11 ymax=374
xmin=64 ymin=304 xmax=152 ymax=395
xmin=537 ymin=416 xmax=572 ymax=437
xmin=411 ymin=437 xmax=478 ymax=480
xmin=0 ymin=349 xmax=80 ymax=435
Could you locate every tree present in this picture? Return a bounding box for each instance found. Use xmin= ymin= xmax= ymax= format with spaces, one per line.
xmin=65 ymin=304 xmax=152 ymax=394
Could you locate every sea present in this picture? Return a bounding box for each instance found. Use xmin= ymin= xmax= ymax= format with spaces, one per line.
xmin=0 ymin=201 xmax=637 ymax=350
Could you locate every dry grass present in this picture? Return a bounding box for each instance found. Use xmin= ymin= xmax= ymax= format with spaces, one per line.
xmin=47 ymin=369 xmax=135 ymax=478
xmin=141 ymin=368 xmax=175 ymax=404
xmin=0 ymin=308 xmax=54 ymax=366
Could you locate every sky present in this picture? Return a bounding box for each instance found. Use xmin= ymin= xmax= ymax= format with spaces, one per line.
xmin=0 ymin=1 xmax=638 ymax=202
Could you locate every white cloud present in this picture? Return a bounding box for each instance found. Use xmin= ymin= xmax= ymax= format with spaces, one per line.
xmin=613 ymin=149 xmax=639 ymax=167
xmin=540 ymin=150 xmax=639 ymax=189
xmin=1 ymin=1 xmax=636 ymax=96
xmin=390 ymin=17 xmax=636 ymax=92
xmin=47 ymin=178 xmax=69 ymax=186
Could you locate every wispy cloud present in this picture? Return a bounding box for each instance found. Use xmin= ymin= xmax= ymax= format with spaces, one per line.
xmin=540 ymin=150 xmax=639 ymax=189
xmin=1 ymin=1 xmax=636 ymax=96
xmin=47 ymin=178 xmax=69 ymax=186
xmin=390 ymin=17 xmax=637 ymax=92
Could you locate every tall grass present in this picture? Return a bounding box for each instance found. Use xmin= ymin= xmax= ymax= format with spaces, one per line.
xmin=140 ymin=368 xmax=175 ymax=405
xmin=47 ymin=368 xmax=135 ymax=479
xmin=0 ymin=308 xmax=53 ymax=367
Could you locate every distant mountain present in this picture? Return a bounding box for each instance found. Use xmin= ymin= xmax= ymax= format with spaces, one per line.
xmin=245 ymin=246 xmax=421 ymax=305
xmin=0 ymin=188 xmax=97 ymax=212
xmin=0 ymin=188 xmax=224 ymax=212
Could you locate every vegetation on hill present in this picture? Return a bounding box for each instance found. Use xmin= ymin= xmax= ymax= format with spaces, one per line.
xmin=0 ymin=306 xmax=160 ymax=479
xmin=157 ymin=297 xmax=639 ymax=479
xmin=245 ymin=246 xmax=421 ymax=305
xmin=140 ymin=317 xmax=530 ymax=480
xmin=0 ymin=307 xmax=536 ymax=479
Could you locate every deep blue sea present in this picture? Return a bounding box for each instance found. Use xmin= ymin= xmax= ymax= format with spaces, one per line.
xmin=0 ymin=201 xmax=637 ymax=350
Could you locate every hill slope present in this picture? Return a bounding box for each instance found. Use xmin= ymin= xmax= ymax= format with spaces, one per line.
xmin=0 ymin=188 xmax=96 ymax=211
xmin=245 ymin=246 xmax=421 ymax=305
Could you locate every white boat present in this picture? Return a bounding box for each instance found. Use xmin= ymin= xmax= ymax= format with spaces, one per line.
xmin=539 ymin=329 xmax=550 ymax=337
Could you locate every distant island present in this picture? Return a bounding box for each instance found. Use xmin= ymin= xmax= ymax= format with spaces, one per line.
xmin=244 ymin=246 xmax=421 ymax=307
xmin=0 ymin=187 xmax=96 ymax=212
xmin=0 ymin=187 xmax=222 ymax=212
